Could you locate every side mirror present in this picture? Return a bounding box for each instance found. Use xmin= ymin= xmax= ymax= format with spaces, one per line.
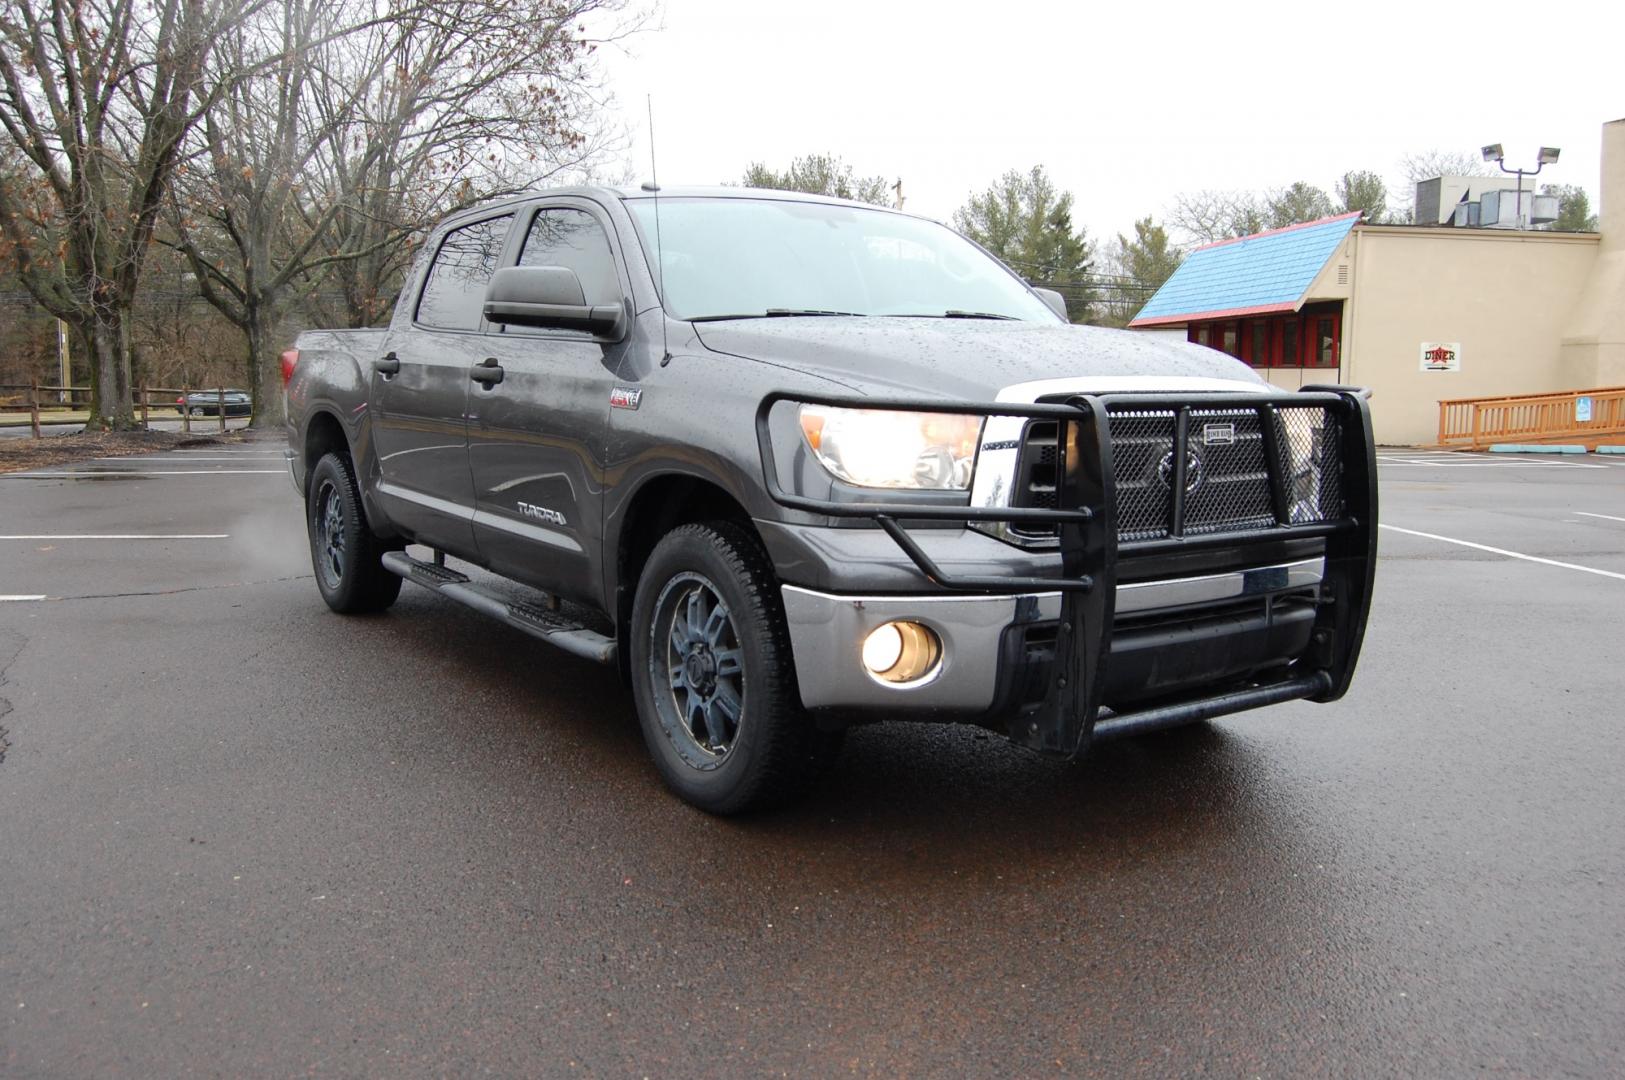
xmin=484 ymin=266 xmax=626 ymax=339
xmin=1032 ymin=286 xmax=1070 ymax=322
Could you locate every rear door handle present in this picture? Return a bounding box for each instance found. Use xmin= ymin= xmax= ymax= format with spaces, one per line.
xmin=373 ymin=352 xmax=400 ymax=376
xmin=469 ymin=358 xmax=504 ymax=386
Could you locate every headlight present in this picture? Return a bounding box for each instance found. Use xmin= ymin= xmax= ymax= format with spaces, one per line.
xmin=799 ymin=406 xmax=983 ymax=490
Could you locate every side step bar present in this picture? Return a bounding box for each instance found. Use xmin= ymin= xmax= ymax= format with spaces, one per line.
xmin=381 ymin=551 xmax=617 ymax=665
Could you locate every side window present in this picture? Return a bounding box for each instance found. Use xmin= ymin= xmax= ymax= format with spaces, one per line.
xmin=518 ymin=208 xmax=621 ymax=306
xmin=416 ymin=214 xmax=514 ymax=330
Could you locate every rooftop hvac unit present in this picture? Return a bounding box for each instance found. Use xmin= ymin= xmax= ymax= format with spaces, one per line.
xmin=1480 ymin=188 xmax=1554 ymax=229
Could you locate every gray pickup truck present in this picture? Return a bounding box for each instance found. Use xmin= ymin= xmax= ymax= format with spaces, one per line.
xmin=283 ymin=186 xmax=1376 ymax=814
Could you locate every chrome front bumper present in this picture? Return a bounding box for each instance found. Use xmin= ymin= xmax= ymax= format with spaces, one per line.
xmin=782 ymin=558 xmax=1324 ymax=711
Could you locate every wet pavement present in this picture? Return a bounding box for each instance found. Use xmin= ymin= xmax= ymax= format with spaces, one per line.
xmin=1 ymin=443 xmax=1622 ymax=1076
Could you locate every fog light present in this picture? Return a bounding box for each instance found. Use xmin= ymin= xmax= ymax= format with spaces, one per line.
xmin=861 ymin=621 xmax=941 ymax=683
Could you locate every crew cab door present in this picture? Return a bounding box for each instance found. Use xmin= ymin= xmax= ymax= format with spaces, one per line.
xmin=466 ymin=201 xmax=632 ymax=603
xmin=371 ymin=211 xmax=514 ymax=555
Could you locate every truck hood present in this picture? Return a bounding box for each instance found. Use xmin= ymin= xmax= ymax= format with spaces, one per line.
xmin=691 ymin=317 xmax=1266 ymax=400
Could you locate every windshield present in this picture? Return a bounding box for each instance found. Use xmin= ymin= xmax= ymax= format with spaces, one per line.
xmin=625 ymin=196 xmax=1061 ymax=323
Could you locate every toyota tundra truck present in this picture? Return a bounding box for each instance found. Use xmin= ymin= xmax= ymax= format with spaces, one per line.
xmin=282 ymin=186 xmax=1376 ymax=814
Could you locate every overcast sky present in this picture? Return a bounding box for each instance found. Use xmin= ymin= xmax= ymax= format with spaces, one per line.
xmin=594 ymin=0 xmax=1621 ymax=244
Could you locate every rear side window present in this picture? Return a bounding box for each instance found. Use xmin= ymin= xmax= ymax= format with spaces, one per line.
xmin=416 ymin=214 xmax=514 ymax=330
xmin=518 ymin=208 xmax=620 ymax=306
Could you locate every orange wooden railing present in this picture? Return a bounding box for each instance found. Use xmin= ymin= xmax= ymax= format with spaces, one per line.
xmin=1437 ymin=386 xmax=1625 ymax=448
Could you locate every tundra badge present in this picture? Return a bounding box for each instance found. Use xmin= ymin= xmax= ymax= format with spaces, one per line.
xmin=517 ymin=502 xmax=567 ymax=526
xmin=609 ymin=386 xmax=642 ymax=410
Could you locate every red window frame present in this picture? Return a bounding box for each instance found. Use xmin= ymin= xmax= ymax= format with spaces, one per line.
xmin=1243 ymin=318 xmax=1270 ymax=367
xmin=1189 ymin=313 xmax=1339 ymax=370
xmin=1307 ymin=313 xmax=1340 ymax=369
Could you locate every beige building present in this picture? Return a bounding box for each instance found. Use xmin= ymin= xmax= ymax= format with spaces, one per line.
xmin=1130 ymin=119 xmax=1624 ymax=445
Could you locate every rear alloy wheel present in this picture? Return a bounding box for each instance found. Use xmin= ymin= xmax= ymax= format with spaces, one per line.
xmin=630 ymin=522 xmax=841 ymax=814
xmin=305 ymin=452 xmax=402 ymax=614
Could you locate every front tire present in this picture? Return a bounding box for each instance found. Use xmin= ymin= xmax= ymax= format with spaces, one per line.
xmin=630 ymin=522 xmax=841 ymax=814
xmin=306 ymin=452 xmax=402 ymax=614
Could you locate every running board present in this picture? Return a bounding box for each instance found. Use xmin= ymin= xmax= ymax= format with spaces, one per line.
xmin=381 ymin=551 xmax=617 ymax=665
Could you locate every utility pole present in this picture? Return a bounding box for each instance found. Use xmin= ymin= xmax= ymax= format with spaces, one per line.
xmin=892 ymin=178 xmax=905 ymax=211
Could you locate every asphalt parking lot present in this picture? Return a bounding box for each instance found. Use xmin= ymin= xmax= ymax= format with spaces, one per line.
xmin=2 ymin=440 xmax=1623 ymax=1077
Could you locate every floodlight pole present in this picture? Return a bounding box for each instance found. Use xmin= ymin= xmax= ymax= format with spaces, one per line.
xmin=1491 ymin=156 xmax=1549 ymax=228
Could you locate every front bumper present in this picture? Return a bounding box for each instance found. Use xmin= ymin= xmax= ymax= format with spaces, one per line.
xmin=782 ymin=557 xmax=1325 ymax=713
xmin=757 ymin=387 xmax=1377 ymax=755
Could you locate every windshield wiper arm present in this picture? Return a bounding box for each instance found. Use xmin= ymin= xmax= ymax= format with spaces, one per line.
xmin=690 ymin=309 xmax=866 ymax=322
xmin=764 ymin=308 xmax=864 ymax=318
xmin=942 ymin=310 xmax=1019 ymax=320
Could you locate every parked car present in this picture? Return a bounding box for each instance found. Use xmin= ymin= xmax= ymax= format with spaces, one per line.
xmin=176 ymin=390 xmax=252 ymax=417
xmin=283 ymin=186 xmax=1377 ymax=814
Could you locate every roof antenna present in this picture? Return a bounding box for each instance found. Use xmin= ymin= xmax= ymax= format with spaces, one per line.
xmin=644 ymin=95 xmax=671 ymax=368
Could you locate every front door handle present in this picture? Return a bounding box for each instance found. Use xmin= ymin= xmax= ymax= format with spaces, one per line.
xmin=373 ymin=352 xmax=400 ymax=376
xmin=469 ymin=358 xmax=504 ymax=387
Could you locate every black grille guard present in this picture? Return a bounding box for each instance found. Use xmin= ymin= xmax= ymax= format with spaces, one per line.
xmin=755 ymin=387 xmax=1379 ymax=756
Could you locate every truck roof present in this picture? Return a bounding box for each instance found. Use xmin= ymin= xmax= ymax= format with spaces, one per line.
xmin=433 ymin=184 xmax=915 ymax=229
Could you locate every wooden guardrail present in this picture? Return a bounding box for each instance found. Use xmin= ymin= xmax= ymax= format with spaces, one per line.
xmin=1437 ymin=386 xmax=1625 ymax=449
xmin=0 ymin=383 xmax=239 ymax=438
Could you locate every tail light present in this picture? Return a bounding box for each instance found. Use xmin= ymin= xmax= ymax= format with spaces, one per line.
xmin=279 ymin=348 xmax=300 ymax=387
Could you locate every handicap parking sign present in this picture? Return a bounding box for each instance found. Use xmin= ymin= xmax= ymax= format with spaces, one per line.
xmin=1576 ymin=396 xmax=1594 ymax=423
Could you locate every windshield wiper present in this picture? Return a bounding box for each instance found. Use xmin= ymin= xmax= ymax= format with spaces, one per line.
xmin=690 ymin=309 xmax=866 ymax=322
xmin=942 ymin=310 xmax=1018 ymax=320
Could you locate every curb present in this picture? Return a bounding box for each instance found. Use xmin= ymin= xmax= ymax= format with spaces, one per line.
xmin=1487 ymin=444 xmax=1588 ymax=454
xmin=1597 ymin=446 xmax=1625 ymax=455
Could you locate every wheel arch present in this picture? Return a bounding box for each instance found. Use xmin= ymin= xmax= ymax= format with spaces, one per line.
xmin=611 ymin=471 xmax=763 ymax=684
xmin=303 ymin=408 xmax=350 ymax=488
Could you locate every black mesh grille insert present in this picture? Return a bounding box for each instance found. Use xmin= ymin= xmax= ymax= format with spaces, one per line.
xmin=1004 ymin=402 xmax=1347 ymax=544
xmin=1184 ymin=409 xmax=1276 ymax=536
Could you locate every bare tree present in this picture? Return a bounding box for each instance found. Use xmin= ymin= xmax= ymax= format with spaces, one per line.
xmin=308 ymin=0 xmax=630 ymax=332
xmin=167 ymin=0 xmax=628 ymax=425
xmin=0 ymin=0 xmax=267 ymax=429
xmin=1399 ymin=149 xmax=1493 ymax=185
xmin=1167 ymin=189 xmax=1267 ymax=246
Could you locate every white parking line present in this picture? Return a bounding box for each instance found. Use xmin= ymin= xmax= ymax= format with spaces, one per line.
xmin=0 ymin=470 xmax=282 ymax=478
xmin=0 ymin=595 xmax=47 ymax=602
xmin=1380 ymin=524 xmax=1625 ymax=582
xmin=1378 ymin=459 xmax=1605 ymax=468
xmin=0 ymin=534 xmax=230 ymax=540
xmin=1576 ymin=512 xmax=1625 ymax=524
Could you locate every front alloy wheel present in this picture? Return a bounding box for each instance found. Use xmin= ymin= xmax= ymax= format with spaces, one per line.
xmin=628 ymin=522 xmax=843 ymax=814
xmin=653 ymin=572 xmax=745 ymax=765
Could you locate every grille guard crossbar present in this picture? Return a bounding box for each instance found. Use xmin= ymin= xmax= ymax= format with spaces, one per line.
xmin=754 ymin=387 xmax=1378 ymax=755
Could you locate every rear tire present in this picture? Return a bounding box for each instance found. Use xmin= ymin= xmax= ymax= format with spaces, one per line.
xmin=306 ymin=452 xmax=402 ymax=614
xmin=630 ymin=522 xmax=841 ymax=814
